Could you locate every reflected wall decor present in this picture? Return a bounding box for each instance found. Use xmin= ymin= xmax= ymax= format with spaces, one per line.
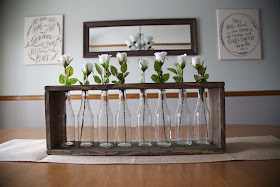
xmin=217 ymin=9 xmax=261 ymax=60
xmin=24 ymin=15 xmax=63 ymax=65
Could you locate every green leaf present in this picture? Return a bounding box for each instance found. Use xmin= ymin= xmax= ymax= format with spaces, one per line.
xmin=95 ymin=63 xmax=103 ymax=75
xmin=162 ymin=73 xmax=170 ymax=83
xmin=69 ymin=78 xmax=78 ymax=85
xmin=104 ymin=77 xmax=109 ymax=84
xmin=59 ymin=74 xmax=65 ymax=84
xmin=154 ymin=61 xmax=161 ymax=72
xmin=79 ymin=80 xmax=83 ymax=85
xmin=151 ymin=74 xmax=160 ymax=83
xmin=82 ymin=71 xmax=86 ymax=81
xmin=194 ymin=75 xmax=199 ymax=81
xmin=167 ymin=68 xmax=177 ymax=75
xmin=121 ymin=62 xmax=127 ymax=73
xmin=176 ymin=65 xmax=183 ymax=76
xmin=65 ymin=66 xmax=73 ymax=77
xmin=173 ymin=76 xmax=182 ymax=83
xmin=93 ymin=75 xmax=102 ymax=84
xmin=110 ymin=66 xmax=118 ymax=76
xmin=117 ymin=73 xmax=123 ymax=80
xmin=85 ymin=80 xmax=89 ymax=85
xmin=112 ymin=80 xmax=118 ymax=84
xmin=124 ymin=72 xmax=130 ymax=78
xmin=204 ymin=74 xmax=209 ymax=80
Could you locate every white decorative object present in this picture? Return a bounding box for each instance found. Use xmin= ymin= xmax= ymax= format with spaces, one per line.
xmin=24 ymin=15 xmax=63 ymax=65
xmin=217 ymin=9 xmax=261 ymax=60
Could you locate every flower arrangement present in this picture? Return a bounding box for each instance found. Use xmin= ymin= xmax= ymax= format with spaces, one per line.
xmin=190 ymin=56 xmax=209 ymax=99
xmin=58 ymin=55 xmax=78 ymax=85
xmin=110 ymin=52 xmax=130 ymax=84
xmin=93 ymin=54 xmax=112 ymax=84
xmin=168 ymin=53 xmax=187 ymax=83
xmin=151 ymin=51 xmax=169 ymax=83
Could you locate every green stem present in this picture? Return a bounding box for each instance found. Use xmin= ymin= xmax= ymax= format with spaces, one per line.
xmin=80 ymin=90 xmax=87 ymax=142
xmin=178 ymin=89 xmax=184 ymax=139
xmin=122 ymin=90 xmax=127 ymax=143
xmin=142 ymin=89 xmax=146 ymax=142
xmin=161 ymin=89 xmax=168 ymax=142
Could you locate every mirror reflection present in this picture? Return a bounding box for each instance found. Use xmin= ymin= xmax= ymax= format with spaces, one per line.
xmin=89 ymin=25 xmax=191 ymax=52
xmin=83 ymin=19 xmax=197 ymax=57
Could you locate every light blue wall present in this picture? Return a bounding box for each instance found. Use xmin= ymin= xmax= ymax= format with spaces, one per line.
xmin=0 ymin=0 xmax=279 ymax=95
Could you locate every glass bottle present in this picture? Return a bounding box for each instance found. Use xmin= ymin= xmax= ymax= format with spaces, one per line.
xmin=77 ymin=90 xmax=94 ymax=147
xmin=98 ymin=90 xmax=114 ymax=148
xmin=155 ymin=89 xmax=171 ymax=147
xmin=116 ymin=90 xmax=132 ymax=147
xmin=175 ymin=89 xmax=192 ymax=146
xmin=136 ymin=89 xmax=153 ymax=147
xmin=61 ymin=91 xmax=75 ymax=147
xmin=194 ymin=88 xmax=211 ymax=145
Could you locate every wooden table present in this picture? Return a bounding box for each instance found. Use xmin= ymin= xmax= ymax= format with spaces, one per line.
xmin=0 ymin=125 xmax=279 ymax=187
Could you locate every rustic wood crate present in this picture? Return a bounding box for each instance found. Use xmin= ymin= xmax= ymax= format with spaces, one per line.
xmin=45 ymin=82 xmax=225 ymax=156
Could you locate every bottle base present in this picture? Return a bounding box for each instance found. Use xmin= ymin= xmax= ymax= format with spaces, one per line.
xmin=138 ymin=142 xmax=153 ymax=147
xmin=61 ymin=141 xmax=74 ymax=147
xmin=80 ymin=142 xmax=93 ymax=148
xmin=117 ymin=142 xmax=132 ymax=148
xmin=177 ymin=140 xmax=192 ymax=146
xmin=195 ymin=140 xmax=210 ymax=145
xmin=157 ymin=141 xmax=171 ymax=147
xmin=99 ymin=142 xmax=114 ymax=148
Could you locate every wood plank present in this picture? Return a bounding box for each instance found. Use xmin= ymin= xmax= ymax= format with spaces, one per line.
xmin=1 ymin=89 xmax=279 ymax=101
xmin=47 ymin=142 xmax=224 ymax=156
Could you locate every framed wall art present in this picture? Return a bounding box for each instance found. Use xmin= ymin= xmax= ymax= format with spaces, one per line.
xmin=217 ymin=9 xmax=261 ymax=60
xmin=24 ymin=15 xmax=63 ymax=65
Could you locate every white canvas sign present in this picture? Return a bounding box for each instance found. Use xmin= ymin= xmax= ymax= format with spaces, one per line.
xmin=217 ymin=9 xmax=261 ymax=60
xmin=24 ymin=15 xmax=63 ymax=65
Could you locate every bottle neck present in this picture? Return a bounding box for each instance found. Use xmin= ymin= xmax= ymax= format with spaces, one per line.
xmin=82 ymin=90 xmax=89 ymax=100
xmin=158 ymin=89 xmax=167 ymax=102
xmin=101 ymin=90 xmax=109 ymax=102
xmin=119 ymin=90 xmax=126 ymax=101
xmin=178 ymin=89 xmax=186 ymax=101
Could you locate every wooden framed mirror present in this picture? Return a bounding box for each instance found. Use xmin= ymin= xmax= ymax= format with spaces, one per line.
xmin=83 ymin=19 xmax=198 ymax=58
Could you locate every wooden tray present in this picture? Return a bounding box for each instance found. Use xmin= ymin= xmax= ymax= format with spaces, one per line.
xmin=45 ymin=82 xmax=225 ymax=156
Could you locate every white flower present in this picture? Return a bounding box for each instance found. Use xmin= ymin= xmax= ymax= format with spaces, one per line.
xmin=192 ymin=56 xmax=201 ymax=67
xmin=116 ymin=52 xmax=127 ymax=63
xmin=98 ymin=54 xmax=112 ymax=66
xmin=60 ymin=54 xmax=71 ymax=67
xmin=154 ymin=51 xmax=167 ymax=62
xmin=83 ymin=62 xmax=93 ymax=76
xmin=138 ymin=58 xmax=148 ymax=71
xmin=177 ymin=53 xmax=187 ymax=68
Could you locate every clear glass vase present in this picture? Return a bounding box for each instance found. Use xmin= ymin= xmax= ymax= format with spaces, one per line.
xmin=98 ymin=90 xmax=114 ymax=148
xmin=61 ymin=91 xmax=75 ymax=147
xmin=194 ymin=88 xmax=211 ymax=145
xmin=116 ymin=90 xmax=132 ymax=148
xmin=175 ymin=89 xmax=192 ymax=146
xmin=136 ymin=89 xmax=153 ymax=147
xmin=77 ymin=90 xmax=94 ymax=147
xmin=155 ymin=89 xmax=171 ymax=147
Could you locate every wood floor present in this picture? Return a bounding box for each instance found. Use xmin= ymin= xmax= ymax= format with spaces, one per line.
xmin=0 ymin=125 xmax=280 ymax=187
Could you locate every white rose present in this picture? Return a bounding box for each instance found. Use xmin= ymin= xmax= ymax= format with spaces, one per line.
xmin=177 ymin=53 xmax=187 ymax=68
xmin=60 ymin=54 xmax=71 ymax=67
xmin=154 ymin=51 xmax=167 ymax=62
xmin=192 ymin=56 xmax=201 ymax=67
xmin=116 ymin=52 xmax=127 ymax=63
xmin=138 ymin=58 xmax=148 ymax=71
xmin=98 ymin=54 xmax=112 ymax=66
xmin=83 ymin=62 xmax=93 ymax=76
